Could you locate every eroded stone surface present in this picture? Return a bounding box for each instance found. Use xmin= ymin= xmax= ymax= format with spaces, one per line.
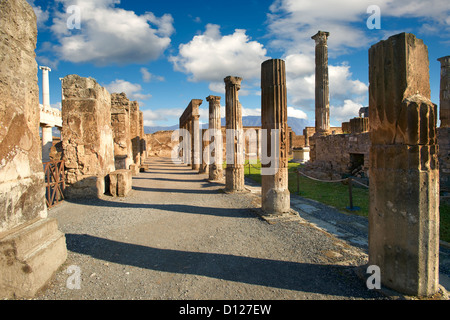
xmin=61 ymin=75 xmax=115 ymax=198
xmin=368 ymin=33 xmax=439 ymax=297
xmin=261 ymin=59 xmax=290 ymax=215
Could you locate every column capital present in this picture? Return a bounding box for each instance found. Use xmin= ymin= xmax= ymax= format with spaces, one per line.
xmin=224 ymin=76 xmax=243 ymax=88
xmin=39 ymin=66 xmax=52 ymax=72
xmin=438 ymin=56 xmax=450 ymax=66
xmin=311 ymin=31 xmax=330 ymax=44
xmin=206 ymin=95 xmax=221 ymax=103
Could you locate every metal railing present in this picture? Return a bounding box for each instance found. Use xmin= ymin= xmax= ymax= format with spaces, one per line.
xmin=244 ymin=161 xmax=369 ymax=211
xmin=43 ymin=160 xmax=65 ymax=208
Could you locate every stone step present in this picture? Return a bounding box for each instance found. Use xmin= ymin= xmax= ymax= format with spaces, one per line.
xmin=0 ymin=218 xmax=60 ymax=261
xmin=0 ymin=218 xmax=67 ymax=299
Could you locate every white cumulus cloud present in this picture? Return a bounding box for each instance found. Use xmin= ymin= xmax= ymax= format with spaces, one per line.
xmin=49 ymin=0 xmax=174 ymax=65
xmin=104 ymin=79 xmax=152 ymax=102
xmin=169 ymin=24 xmax=270 ymax=85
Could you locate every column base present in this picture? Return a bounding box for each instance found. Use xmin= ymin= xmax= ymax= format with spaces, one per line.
xmin=261 ymin=188 xmax=291 ymax=215
xmin=0 ymin=218 xmax=67 ymax=299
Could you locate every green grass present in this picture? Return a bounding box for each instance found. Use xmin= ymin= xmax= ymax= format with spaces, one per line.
xmin=243 ymin=159 xmax=450 ymax=243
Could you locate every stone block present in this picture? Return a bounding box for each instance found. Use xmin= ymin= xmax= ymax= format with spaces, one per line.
xmin=0 ymin=217 xmax=67 ymax=299
xmin=109 ymin=169 xmax=132 ymax=197
xmin=129 ymin=164 xmax=140 ymax=176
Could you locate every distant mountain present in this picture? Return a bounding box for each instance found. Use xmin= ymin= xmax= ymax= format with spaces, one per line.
xmin=145 ymin=124 xmax=178 ymax=134
xmin=146 ymin=116 xmax=312 ymax=136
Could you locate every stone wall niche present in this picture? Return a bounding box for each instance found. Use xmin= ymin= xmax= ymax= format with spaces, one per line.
xmin=368 ymin=33 xmax=439 ymax=297
xmin=0 ymin=0 xmax=67 ymax=299
xmin=61 ymin=75 xmax=115 ymax=198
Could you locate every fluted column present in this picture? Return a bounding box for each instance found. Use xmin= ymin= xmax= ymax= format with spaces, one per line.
xmin=261 ymin=59 xmax=290 ymax=215
xmin=192 ymin=115 xmax=200 ymax=170
xmin=438 ymin=56 xmax=450 ymax=127
xmin=224 ymin=76 xmax=244 ymax=192
xmin=311 ymin=31 xmax=330 ymax=136
xmin=207 ymin=95 xmax=223 ymax=181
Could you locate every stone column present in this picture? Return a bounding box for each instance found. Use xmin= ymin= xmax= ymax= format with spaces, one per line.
xmin=438 ymin=56 xmax=450 ymax=127
xmin=261 ymin=59 xmax=290 ymax=215
xmin=199 ymin=129 xmax=210 ymax=174
xmin=368 ymin=33 xmax=439 ymax=297
xmin=41 ymin=125 xmax=53 ymax=162
xmin=192 ymin=115 xmax=201 ymax=170
xmin=224 ymin=76 xmax=245 ymax=192
xmin=207 ymin=95 xmax=223 ymax=181
xmin=311 ymin=31 xmax=330 ymax=136
xmin=130 ymin=101 xmax=141 ymax=168
xmin=438 ymin=56 xmax=450 ymax=195
xmin=40 ymin=66 xmax=52 ymax=162
xmin=0 ymin=0 xmax=67 ymax=299
xmin=183 ymin=123 xmax=189 ymax=164
xmin=39 ymin=66 xmax=51 ymax=107
xmin=257 ymin=129 xmax=262 ymax=159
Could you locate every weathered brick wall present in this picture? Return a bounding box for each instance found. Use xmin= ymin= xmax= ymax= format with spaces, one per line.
xmin=111 ymin=93 xmax=133 ymax=170
xmin=0 ymin=0 xmax=47 ymax=232
xmin=61 ymin=75 xmax=115 ymax=198
xmin=130 ymin=101 xmax=141 ymax=165
xmin=310 ymin=132 xmax=370 ymax=176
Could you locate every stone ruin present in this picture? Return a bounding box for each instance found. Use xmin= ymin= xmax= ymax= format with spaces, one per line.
xmin=438 ymin=56 xmax=450 ymax=195
xmin=61 ymin=75 xmax=116 ymax=198
xmin=111 ymin=92 xmax=133 ymax=170
xmin=59 ymin=75 xmax=148 ymax=199
xmin=368 ymin=33 xmax=439 ymax=296
xmin=0 ymin=0 xmax=445 ymax=299
xmin=0 ymin=0 xmax=67 ymax=299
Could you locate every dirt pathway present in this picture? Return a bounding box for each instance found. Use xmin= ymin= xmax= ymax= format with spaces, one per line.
xmin=35 ymin=157 xmax=386 ymax=300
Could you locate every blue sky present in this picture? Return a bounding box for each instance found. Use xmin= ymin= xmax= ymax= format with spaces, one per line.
xmin=29 ymin=0 xmax=449 ymax=129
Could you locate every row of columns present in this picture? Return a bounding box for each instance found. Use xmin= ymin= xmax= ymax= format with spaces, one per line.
xmin=179 ymin=60 xmax=291 ymax=216
xmin=177 ymin=31 xmax=446 ymax=298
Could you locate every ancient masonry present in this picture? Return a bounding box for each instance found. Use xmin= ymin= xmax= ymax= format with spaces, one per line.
xmin=0 ymin=0 xmax=67 ymax=299
xmin=261 ymin=59 xmax=290 ymax=215
xmin=368 ymin=33 xmax=439 ymax=296
xmin=207 ymin=95 xmax=224 ymax=181
xmin=438 ymin=56 xmax=450 ymax=193
xmin=309 ymin=31 xmax=331 ymax=164
xmin=224 ymin=76 xmax=245 ymax=192
xmin=111 ymin=93 xmax=133 ymax=170
xmin=61 ymin=75 xmax=116 ymax=198
xmin=179 ymin=99 xmax=202 ymax=170
xmin=312 ymin=31 xmax=331 ymax=136
xmin=130 ymin=101 xmax=142 ymax=175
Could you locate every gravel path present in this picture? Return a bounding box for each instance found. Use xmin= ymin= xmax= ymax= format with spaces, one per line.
xmin=34 ymin=157 xmax=400 ymax=300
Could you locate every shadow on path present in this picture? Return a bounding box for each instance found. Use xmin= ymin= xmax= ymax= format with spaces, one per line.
xmin=132 ymin=186 xmax=221 ymax=195
xmin=65 ymin=198 xmax=254 ymax=219
xmin=65 ymin=233 xmax=382 ymax=299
